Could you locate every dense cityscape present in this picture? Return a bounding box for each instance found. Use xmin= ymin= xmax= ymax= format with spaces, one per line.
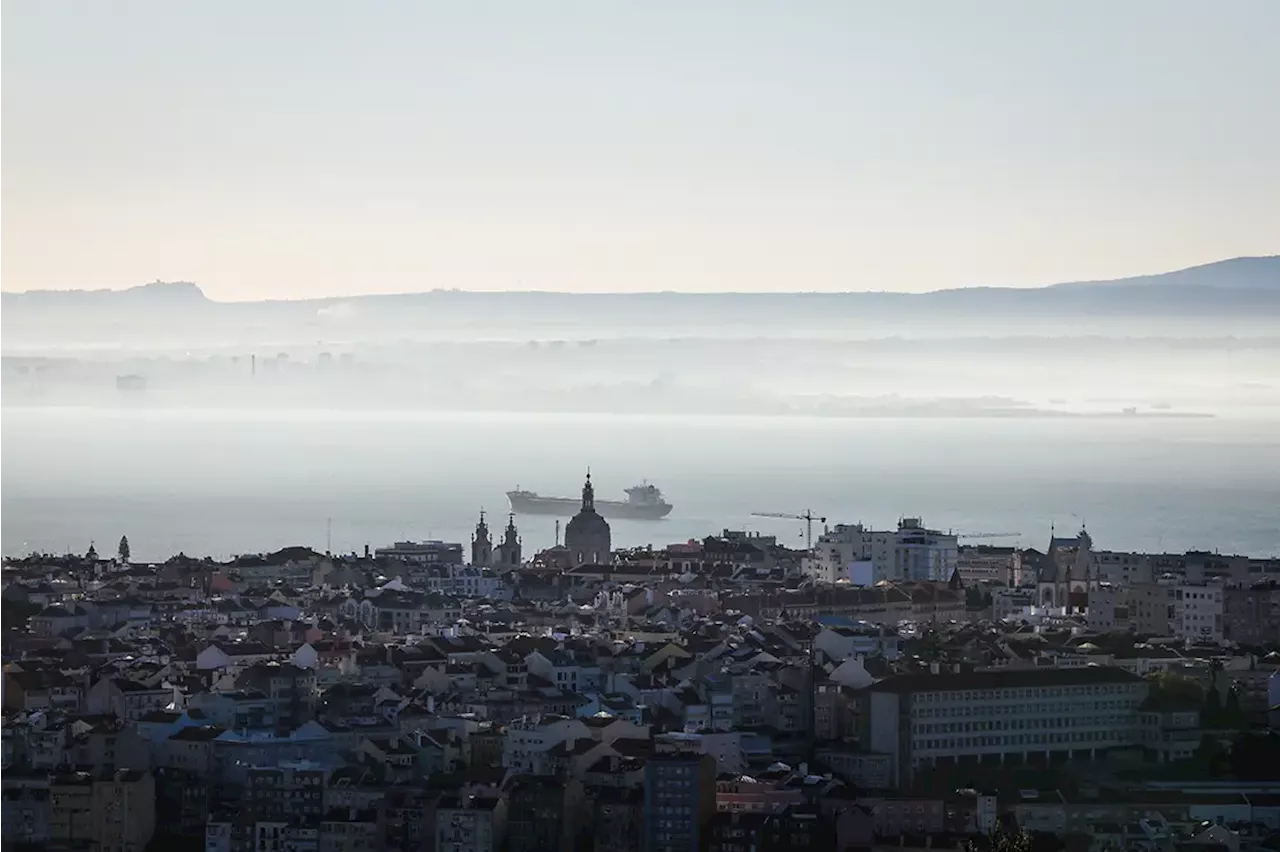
xmin=3 ymin=474 xmax=1278 ymax=852
xmin=7 ymin=3 xmax=1279 ymax=852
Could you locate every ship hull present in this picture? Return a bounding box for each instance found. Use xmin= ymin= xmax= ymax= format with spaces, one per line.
xmin=507 ymin=492 xmax=672 ymax=520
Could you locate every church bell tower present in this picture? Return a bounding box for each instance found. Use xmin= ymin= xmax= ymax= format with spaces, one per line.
xmin=471 ymin=510 xmax=493 ymax=567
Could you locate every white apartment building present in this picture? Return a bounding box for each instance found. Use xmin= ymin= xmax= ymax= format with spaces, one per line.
xmin=1129 ymin=581 xmax=1224 ymax=642
xmin=807 ymin=519 xmax=958 ymax=584
xmin=501 ymin=715 xmax=591 ymax=775
xmin=862 ymin=667 xmax=1149 ymax=786
xmin=1171 ymin=583 xmax=1224 ymax=643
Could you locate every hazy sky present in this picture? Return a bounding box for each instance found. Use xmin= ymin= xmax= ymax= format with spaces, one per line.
xmin=3 ymin=1 xmax=1278 ymax=298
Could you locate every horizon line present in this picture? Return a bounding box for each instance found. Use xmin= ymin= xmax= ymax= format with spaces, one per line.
xmin=2 ymin=253 xmax=1275 ymax=303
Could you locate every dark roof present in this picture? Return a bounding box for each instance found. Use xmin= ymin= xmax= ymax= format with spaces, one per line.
xmin=867 ymin=666 xmax=1144 ymax=694
xmin=170 ymin=725 xmax=226 ymax=741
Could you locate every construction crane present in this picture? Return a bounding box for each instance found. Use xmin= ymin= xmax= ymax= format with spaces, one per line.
xmin=751 ymin=510 xmax=827 ymax=550
xmin=955 ymin=531 xmax=1022 ymax=540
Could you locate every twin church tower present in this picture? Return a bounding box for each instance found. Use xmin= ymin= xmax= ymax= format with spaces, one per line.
xmin=470 ymin=511 xmax=522 ymax=568
xmin=470 ymin=473 xmax=612 ymax=569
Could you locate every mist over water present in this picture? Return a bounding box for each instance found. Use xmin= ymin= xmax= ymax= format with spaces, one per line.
xmin=4 ymin=407 xmax=1277 ymax=562
xmin=5 ymin=266 xmax=1279 ymax=563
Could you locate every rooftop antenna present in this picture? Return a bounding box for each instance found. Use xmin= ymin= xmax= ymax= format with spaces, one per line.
xmin=326 ymin=518 xmax=332 ymax=555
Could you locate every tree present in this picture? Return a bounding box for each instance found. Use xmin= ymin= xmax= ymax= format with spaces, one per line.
xmin=1 ymin=599 xmax=42 ymax=625
xmin=968 ymin=822 xmax=1033 ymax=852
xmin=1147 ymin=671 xmax=1204 ymax=705
xmin=118 ymin=535 xmax=131 ymax=564
xmin=1195 ymin=733 xmax=1228 ymax=775
xmin=1223 ymin=687 xmax=1245 ymax=728
xmin=1202 ymin=685 xmax=1223 ymax=728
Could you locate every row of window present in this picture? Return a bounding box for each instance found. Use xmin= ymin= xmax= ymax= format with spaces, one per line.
xmin=914 ymin=729 xmax=1123 ymax=750
xmin=916 ymin=683 xmax=1138 ymax=703
xmin=914 ymin=698 xmax=1136 ymax=719
xmin=915 ymin=714 xmax=1134 ymax=734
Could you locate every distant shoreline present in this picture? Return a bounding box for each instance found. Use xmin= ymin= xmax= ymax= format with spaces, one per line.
xmin=0 ymin=400 xmax=1216 ymax=420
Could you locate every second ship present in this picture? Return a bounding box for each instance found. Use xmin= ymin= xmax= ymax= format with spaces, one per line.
xmin=507 ymin=481 xmax=673 ymax=520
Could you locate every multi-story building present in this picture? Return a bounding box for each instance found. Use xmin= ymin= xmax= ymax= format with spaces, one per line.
xmin=319 ymin=807 xmax=381 ymax=852
xmin=991 ymin=587 xmax=1036 ymax=621
xmin=714 ymin=774 xmax=804 ymax=814
xmin=643 ymin=752 xmax=716 ymax=852
xmin=235 ymin=661 xmax=317 ymax=731
xmin=91 ymin=769 xmax=157 ymax=852
xmin=1094 ymin=551 xmax=1156 ymax=585
xmin=807 ymin=519 xmax=958 ymax=584
xmin=1185 ymin=552 xmax=1280 ymax=587
xmin=1 ymin=773 xmax=52 ymax=847
xmin=85 ymin=676 xmax=175 ymax=721
xmin=760 ymin=805 xmax=836 ymax=852
xmin=1129 ymin=581 xmax=1224 ymax=642
xmin=1129 ymin=583 xmax=1175 ymax=636
xmin=506 ymin=775 xmax=584 ymax=852
xmin=706 ymin=811 xmax=769 ymax=852
xmin=956 ymin=546 xmax=1021 ymax=586
xmin=502 ymin=715 xmax=591 ymax=776
xmin=813 ymin=624 xmax=901 ymax=663
xmin=1086 ymin=583 xmax=1130 ymax=633
xmin=1171 ymin=583 xmax=1225 ymax=642
xmin=374 ymin=540 xmax=465 ymax=566
xmin=436 ymin=794 xmax=507 ymax=852
xmin=154 ymin=764 xmax=213 ymax=840
xmin=860 ymin=667 xmax=1150 ymax=785
xmin=590 ymin=787 xmax=644 ymax=852
xmin=228 ymin=547 xmax=329 ymax=586
xmin=1223 ymin=583 xmax=1280 ymax=645
xmin=244 ymin=761 xmax=325 ymax=843
xmin=49 ymin=771 xmax=95 ymax=848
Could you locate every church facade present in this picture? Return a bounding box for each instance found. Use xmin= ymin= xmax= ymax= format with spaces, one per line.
xmin=471 ymin=511 xmax=522 ymax=568
xmin=1036 ymin=526 xmax=1096 ymax=610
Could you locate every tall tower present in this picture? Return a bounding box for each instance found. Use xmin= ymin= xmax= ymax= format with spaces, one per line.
xmin=471 ymin=511 xmax=493 ymax=567
xmin=497 ymin=513 xmax=523 ymax=567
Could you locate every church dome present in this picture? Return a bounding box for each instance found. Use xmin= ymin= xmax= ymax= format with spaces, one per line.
xmin=565 ymin=472 xmax=611 ymax=566
xmin=566 ymin=507 xmax=610 ymax=540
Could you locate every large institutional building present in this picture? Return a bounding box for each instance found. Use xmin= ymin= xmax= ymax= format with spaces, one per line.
xmin=860 ymin=667 xmax=1150 ymax=786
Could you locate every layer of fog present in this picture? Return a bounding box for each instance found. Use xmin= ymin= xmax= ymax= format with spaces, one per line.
xmin=5 ymin=334 xmax=1279 ymax=419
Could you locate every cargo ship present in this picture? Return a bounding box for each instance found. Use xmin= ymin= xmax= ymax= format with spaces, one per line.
xmin=507 ymin=482 xmax=673 ymax=520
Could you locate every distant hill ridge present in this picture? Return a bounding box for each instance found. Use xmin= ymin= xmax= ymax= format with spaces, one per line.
xmin=1046 ymin=255 xmax=1279 ymax=291
xmin=3 ymin=280 xmax=208 ymax=304
xmin=2 ymin=256 xmax=1276 ymax=305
